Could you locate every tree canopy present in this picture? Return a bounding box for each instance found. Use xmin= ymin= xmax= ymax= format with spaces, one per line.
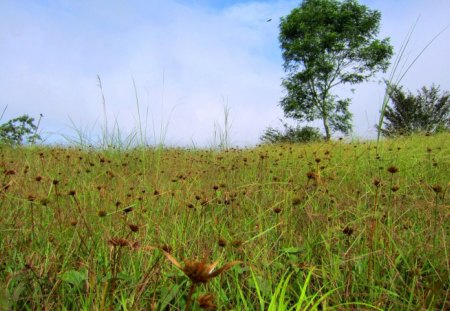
xmin=0 ymin=115 xmax=42 ymax=145
xmin=380 ymin=84 xmax=450 ymax=136
xmin=279 ymin=0 xmax=393 ymax=140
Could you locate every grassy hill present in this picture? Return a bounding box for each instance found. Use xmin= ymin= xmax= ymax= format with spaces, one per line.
xmin=0 ymin=133 xmax=449 ymax=310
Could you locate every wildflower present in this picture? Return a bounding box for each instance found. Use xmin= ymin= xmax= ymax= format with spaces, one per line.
xmin=161 ymin=251 xmax=241 ymax=284
xmin=123 ymin=206 xmax=133 ymax=213
xmin=198 ymin=293 xmax=217 ymax=310
xmin=342 ymin=226 xmax=354 ymax=236
xmin=218 ymin=238 xmax=227 ymax=247
xmin=292 ymin=197 xmax=302 ymax=206
xmin=108 ymin=237 xmax=129 ymax=247
xmin=432 ymin=184 xmax=443 ymax=193
xmin=387 ymin=166 xmax=399 ymax=174
xmin=128 ymin=224 xmax=139 ymax=232
xmin=373 ymin=178 xmax=381 ymax=187
xmin=391 ymin=185 xmax=400 ymax=192
xmin=306 ymin=171 xmax=317 ymax=180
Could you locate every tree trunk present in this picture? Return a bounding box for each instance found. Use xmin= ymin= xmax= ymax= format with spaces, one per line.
xmin=322 ymin=115 xmax=331 ymax=141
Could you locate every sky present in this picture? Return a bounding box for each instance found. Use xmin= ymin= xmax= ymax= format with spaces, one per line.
xmin=1 ymin=0 xmax=449 ymax=147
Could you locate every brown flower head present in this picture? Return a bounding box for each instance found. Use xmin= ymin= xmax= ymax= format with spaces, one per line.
xmin=161 ymin=244 xmax=173 ymax=253
xmin=387 ymin=166 xmax=399 ymax=174
xmin=198 ymin=293 xmax=217 ymax=310
xmin=342 ymin=226 xmax=354 ymax=236
xmin=128 ymin=224 xmax=139 ymax=232
xmin=5 ymin=169 xmax=16 ymax=176
xmin=123 ymin=206 xmax=133 ymax=213
xmin=218 ymin=238 xmax=227 ymax=247
xmin=108 ymin=237 xmax=129 ymax=247
xmin=161 ymin=251 xmax=241 ymax=284
xmin=391 ymin=185 xmax=400 ymax=192
xmin=292 ymin=197 xmax=302 ymax=206
xmin=373 ymin=178 xmax=381 ymax=187
xmin=306 ymin=171 xmax=317 ymax=180
xmin=432 ymin=184 xmax=443 ymax=193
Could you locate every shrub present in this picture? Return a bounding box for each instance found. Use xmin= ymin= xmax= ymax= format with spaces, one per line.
xmin=261 ymin=122 xmax=322 ymax=144
xmin=0 ymin=114 xmax=42 ymax=145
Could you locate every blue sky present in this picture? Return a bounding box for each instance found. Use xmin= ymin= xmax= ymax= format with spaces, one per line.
xmin=1 ymin=0 xmax=449 ymax=146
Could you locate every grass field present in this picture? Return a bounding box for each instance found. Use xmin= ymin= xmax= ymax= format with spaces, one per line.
xmin=0 ymin=133 xmax=449 ymax=310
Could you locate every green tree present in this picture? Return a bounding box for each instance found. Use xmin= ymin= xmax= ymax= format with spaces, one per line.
xmin=279 ymin=0 xmax=393 ymax=140
xmin=380 ymin=84 xmax=450 ymax=136
xmin=0 ymin=114 xmax=42 ymax=145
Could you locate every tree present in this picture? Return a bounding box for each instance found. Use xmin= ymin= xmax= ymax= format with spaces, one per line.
xmin=380 ymin=84 xmax=450 ymax=136
xmin=279 ymin=0 xmax=393 ymax=140
xmin=0 ymin=114 xmax=42 ymax=145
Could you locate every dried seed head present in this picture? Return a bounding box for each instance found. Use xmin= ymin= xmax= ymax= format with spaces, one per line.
xmin=273 ymin=207 xmax=282 ymax=214
xmin=128 ymin=224 xmax=139 ymax=232
xmin=387 ymin=166 xmax=399 ymax=174
xmin=35 ymin=176 xmax=43 ymax=182
xmin=108 ymin=237 xmax=129 ymax=247
xmin=306 ymin=171 xmax=317 ymax=180
xmin=373 ymin=178 xmax=381 ymax=187
xmin=123 ymin=206 xmax=133 ymax=213
xmin=5 ymin=169 xmax=16 ymax=176
xmin=432 ymin=184 xmax=443 ymax=193
xmin=52 ymin=179 xmax=59 ymax=185
xmin=342 ymin=226 xmax=354 ymax=236
xmin=223 ymin=196 xmax=231 ymax=205
xmin=198 ymin=293 xmax=217 ymax=310
xmin=391 ymin=185 xmax=400 ymax=192
xmin=180 ymin=259 xmax=240 ymax=284
xmin=161 ymin=244 xmax=172 ymax=253
xmin=68 ymin=190 xmax=76 ymax=196
xmin=98 ymin=210 xmax=107 ymax=217
xmin=218 ymin=238 xmax=227 ymax=247
xmin=292 ymin=197 xmax=302 ymax=206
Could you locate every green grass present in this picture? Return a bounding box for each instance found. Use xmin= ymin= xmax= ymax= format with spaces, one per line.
xmin=0 ymin=133 xmax=449 ymax=310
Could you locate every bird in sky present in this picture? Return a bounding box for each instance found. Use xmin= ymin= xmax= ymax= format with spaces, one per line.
xmin=266 ymin=18 xmax=272 ymax=22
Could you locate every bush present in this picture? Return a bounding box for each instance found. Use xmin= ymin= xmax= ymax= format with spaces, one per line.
xmin=261 ymin=122 xmax=322 ymax=144
xmin=0 ymin=114 xmax=42 ymax=145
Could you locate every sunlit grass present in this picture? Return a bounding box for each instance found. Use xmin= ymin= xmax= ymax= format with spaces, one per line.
xmin=0 ymin=133 xmax=449 ymax=310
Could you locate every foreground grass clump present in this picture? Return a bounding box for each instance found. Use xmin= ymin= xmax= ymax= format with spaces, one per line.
xmin=0 ymin=133 xmax=449 ymax=310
